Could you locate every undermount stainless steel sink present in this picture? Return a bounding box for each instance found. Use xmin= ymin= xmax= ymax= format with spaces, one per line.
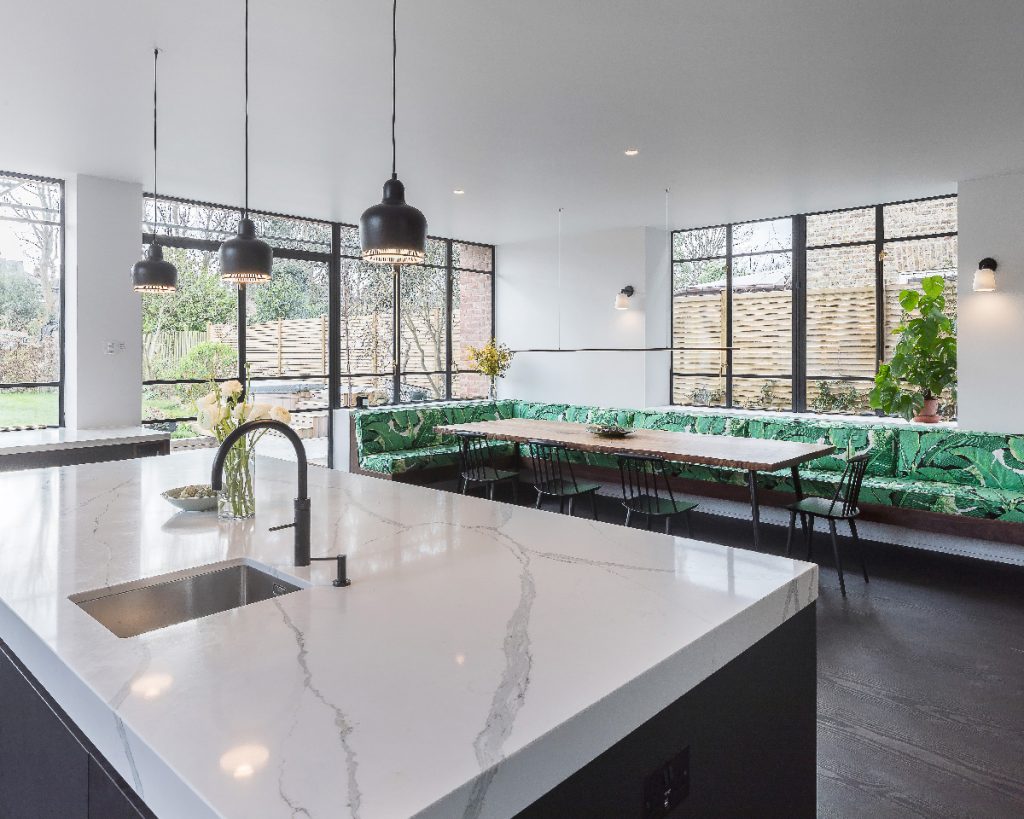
xmin=70 ymin=560 xmax=304 ymax=638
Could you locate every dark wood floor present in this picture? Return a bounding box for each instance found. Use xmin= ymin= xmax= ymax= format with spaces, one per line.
xmin=439 ymin=480 xmax=1024 ymax=818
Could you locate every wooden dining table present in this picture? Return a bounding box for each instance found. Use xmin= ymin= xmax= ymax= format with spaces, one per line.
xmin=435 ymin=417 xmax=835 ymax=550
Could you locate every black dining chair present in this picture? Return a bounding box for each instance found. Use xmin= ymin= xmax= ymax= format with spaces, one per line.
xmin=456 ymin=432 xmax=519 ymax=502
xmin=785 ymin=452 xmax=871 ymax=596
xmin=527 ymin=440 xmax=600 ymax=519
xmin=618 ymin=454 xmax=699 ymax=535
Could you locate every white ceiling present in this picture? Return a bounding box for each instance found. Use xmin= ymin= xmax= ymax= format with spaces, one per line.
xmin=2 ymin=0 xmax=1023 ymax=244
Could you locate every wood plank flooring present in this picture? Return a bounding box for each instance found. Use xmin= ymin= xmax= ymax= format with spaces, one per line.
xmin=438 ymin=479 xmax=1024 ymax=818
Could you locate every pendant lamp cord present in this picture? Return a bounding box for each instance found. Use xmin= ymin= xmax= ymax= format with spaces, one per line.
xmin=557 ymin=207 xmax=563 ymax=351
xmin=152 ymin=47 xmax=160 ymax=247
xmin=391 ymin=0 xmax=397 ymax=178
xmin=244 ymin=0 xmax=250 ymax=217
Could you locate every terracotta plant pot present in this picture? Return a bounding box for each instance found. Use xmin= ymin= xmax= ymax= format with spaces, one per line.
xmin=913 ymin=396 xmax=941 ymax=424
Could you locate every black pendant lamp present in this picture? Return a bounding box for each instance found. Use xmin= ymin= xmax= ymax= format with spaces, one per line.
xmin=360 ymin=0 xmax=427 ymax=265
xmin=132 ymin=48 xmax=178 ymax=294
xmin=219 ymin=0 xmax=272 ymax=285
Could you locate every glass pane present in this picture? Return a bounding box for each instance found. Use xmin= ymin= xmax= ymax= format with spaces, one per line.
xmin=254 ymin=408 xmax=329 ymax=465
xmin=673 ymin=262 xmax=726 ymax=376
xmin=452 ymin=242 xmax=493 ymax=272
xmin=144 ymin=199 xmax=239 ymax=242
xmin=452 ymin=270 xmax=493 ymax=399
xmin=399 ymin=267 xmax=447 ymax=376
xmin=338 ymin=375 xmax=394 ymax=407
xmin=338 ymin=259 xmax=394 ymax=377
xmin=732 ymin=253 xmax=792 ymax=388
xmin=338 ymin=225 xmax=362 ymax=258
xmin=400 ymin=373 xmax=445 ymax=402
xmin=245 ymin=260 xmax=329 ymax=377
xmin=452 ymin=370 xmax=488 ymax=400
xmin=807 ymin=379 xmax=874 ymax=415
xmin=141 ymin=247 xmax=238 ymax=381
xmin=0 ymin=386 xmax=58 ymax=428
xmin=422 ymin=239 xmax=448 ymax=268
xmin=672 ymin=375 xmax=726 ymax=407
xmin=732 ymin=218 xmax=792 ymax=255
xmin=883 ymin=197 xmax=956 ymax=239
xmin=672 ymin=227 xmax=727 ymax=260
xmin=882 ymin=235 xmax=957 ymax=362
xmin=731 ymin=377 xmax=793 ymax=411
xmin=249 ymin=213 xmax=331 ymax=254
xmin=250 ymin=378 xmax=328 ymax=410
xmin=806 ymin=208 xmax=875 ymax=246
xmin=0 ymin=175 xmax=62 ymax=386
xmin=142 ymin=381 xmax=209 ymax=425
xmin=806 ymin=245 xmax=877 ymax=379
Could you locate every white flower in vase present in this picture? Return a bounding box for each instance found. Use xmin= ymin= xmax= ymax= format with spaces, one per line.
xmin=269 ymin=406 xmax=292 ymax=425
xmin=220 ymin=380 xmax=244 ymax=399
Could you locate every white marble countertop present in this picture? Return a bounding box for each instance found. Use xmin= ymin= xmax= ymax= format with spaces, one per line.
xmin=0 ymin=452 xmax=816 ymax=819
xmin=0 ymin=425 xmax=169 ymax=455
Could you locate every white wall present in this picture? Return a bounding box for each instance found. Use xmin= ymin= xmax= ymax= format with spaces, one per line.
xmin=64 ymin=175 xmax=143 ymax=429
xmin=956 ymin=171 xmax=1024 ymax=434
xmin=496 ymin=227 xmax=669 ymax=409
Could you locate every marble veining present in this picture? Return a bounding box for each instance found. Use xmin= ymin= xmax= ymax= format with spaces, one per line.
xmin=0 ymin=452 xmax=816 ymax=819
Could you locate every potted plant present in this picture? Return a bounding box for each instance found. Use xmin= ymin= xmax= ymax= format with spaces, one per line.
xmin=465 ymin=338 xmax=514 ymax=400
xmin=869 ymin=274 xmax=956 ymax=423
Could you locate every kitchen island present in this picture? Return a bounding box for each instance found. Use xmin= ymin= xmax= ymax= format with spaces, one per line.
xmin=0 ymin=452 xmax=817 ymax=818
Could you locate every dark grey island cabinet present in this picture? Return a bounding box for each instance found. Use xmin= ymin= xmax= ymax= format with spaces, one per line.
xmin=0 ymin=638 xmax=154 ymax=819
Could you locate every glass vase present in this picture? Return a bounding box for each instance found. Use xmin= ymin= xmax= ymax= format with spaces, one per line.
xmin=488 ymin=377 xmax=497 ymax=401
xmin=217 ymin=439 xmax=256 ymax=520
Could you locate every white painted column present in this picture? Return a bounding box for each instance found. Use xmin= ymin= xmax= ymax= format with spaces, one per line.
xmin=956 ymin=171 xmax=1024 ymax=434
xmin=64 ymin=175 xmax=143 ymax=429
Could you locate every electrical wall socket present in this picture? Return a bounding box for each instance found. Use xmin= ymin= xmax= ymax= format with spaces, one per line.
xmin=643 ymin=746 xmax=689 ymax=818
xmin=104 ymin=341 xmax=126 ymax=356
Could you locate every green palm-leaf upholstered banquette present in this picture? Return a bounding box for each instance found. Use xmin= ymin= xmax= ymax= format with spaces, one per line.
xmin=351 ymin=400 xmax=1024 ymax=522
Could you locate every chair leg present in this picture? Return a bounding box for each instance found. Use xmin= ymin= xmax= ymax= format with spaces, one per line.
xmin=646 ymin=513 xmax=653 ymax=530
xmin=567 ymin=496 xmax=575 ymax=517
xmin=559 ymin=496 xmax=565 ymax=514
xmin=849 ymin=518 xmax=868 ymax=583
xmin=535 ymin=490 xmax=543 ymax=509
xmin=460 ymin=477 xmax=468 ymax=495
xmin=804 ymin=515 xmax=815 ymax=560
xmin=785 ymin=510 xmax=796 ymax=557
xmin=684 ymin=510 xmax=692 ymax=538
xmin=488 ymin=482 xmax=495 ymax=501
xmin=663 ymin=516 xmax=671 ymax=535
xmin=591 ymin=492 xmax=599 ymax=521
xmin=625 ymin=507 xmax=632 ymax=527
xmin=828 ymin=519 xmax=847 ymax=597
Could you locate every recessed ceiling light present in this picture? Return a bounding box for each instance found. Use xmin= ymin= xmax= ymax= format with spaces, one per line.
xmin=624 ymin=148 xmax=639 ymax=156
xmin=453 ymin=189 xmax=465 ymax=195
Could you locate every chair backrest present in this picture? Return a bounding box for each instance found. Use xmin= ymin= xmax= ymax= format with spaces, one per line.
xmin=618 ymin=453 xmax=676 ymax=506
xmin=457 ymin=432 xmax=494 ymax=481
xmin=527 ymin=440 xmax=580 ymax=491
xmin=828 ymin=452 xmax=871 ymax=516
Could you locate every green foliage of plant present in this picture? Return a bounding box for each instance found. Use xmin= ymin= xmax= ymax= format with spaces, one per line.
xmin=869 ymin=275 xmax=957 ymax=420
xmin=141 ymin=249 xmax=236 ymax=333
xmin=175 ymin=341 xmax=238 ymax=381
xmin=248 ymin=261 xmax=326 ymax=323
xmin=811 ymin=380 xmax=869 ymax=414
xmin=0 ymin=268 xmax=43 ymax=332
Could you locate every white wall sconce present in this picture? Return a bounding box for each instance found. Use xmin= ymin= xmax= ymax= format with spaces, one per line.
xmin=973 ymin=258 xmax=998 ymax=292
xmin=614 ymin=285 xmax=635 ymax=310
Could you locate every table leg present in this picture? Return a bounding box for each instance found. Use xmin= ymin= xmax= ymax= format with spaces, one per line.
xmin=790 ymin=465 xmax=804 ymax=500
xmin=747 ymin=470 xmax=761 ymax=550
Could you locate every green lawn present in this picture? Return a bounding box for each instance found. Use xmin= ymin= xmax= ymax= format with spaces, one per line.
xmin=0 ymin=390 xmax=58 ymax=428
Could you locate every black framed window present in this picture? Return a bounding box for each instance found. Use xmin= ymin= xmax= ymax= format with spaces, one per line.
xmin=671 ymin=194 xmax=957 ymax=416
xmin=143 ymin=196 xmax=495 ymax=445
xmin=0 ymin=171 xmax=64 ymax=429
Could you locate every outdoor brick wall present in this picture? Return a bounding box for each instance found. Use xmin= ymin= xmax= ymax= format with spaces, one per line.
xmin=452 ymin=269 xmax=492 ymax=398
